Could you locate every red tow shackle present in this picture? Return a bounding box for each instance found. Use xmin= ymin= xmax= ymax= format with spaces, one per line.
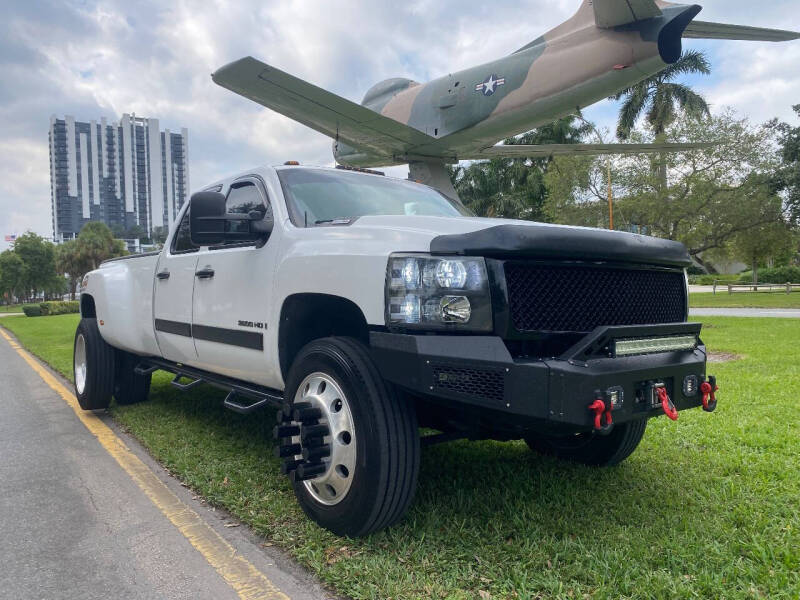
xmin=656 ymin=386 xmax=679 ymax=421
xmin=588 ymin=398 xmax=613 ymax=432
xmin=700 ymin=376 xmax=719 ymax=412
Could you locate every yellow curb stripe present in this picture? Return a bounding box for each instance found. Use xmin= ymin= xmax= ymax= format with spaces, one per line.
xmin=0 ymin=328 xmax=289 ymax=600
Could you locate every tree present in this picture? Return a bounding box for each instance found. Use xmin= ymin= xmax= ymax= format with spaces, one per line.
xmin=450 ymin=116 xmax=591 ymax=220
xmin=56 ymin=239 xmax=89 ymax=300
xmin=613 ymin=51 xmax=711 ymax=139
xmin=13 ymin=232 xmax=57 ymax=301
xmin=76 ymin=222 xmax=127 ymax=271
xmin=771 ymin=104 xmax=800 ymax=227
xmin=544 ymin=110 xmax=788 ymax=272
xmin=0 ymin=250 xmax=24 ymax=304
xmin=612 ymin=50 xmax=711 ymax=191
xmin=731 ymin=222 xmax=794 ymax=283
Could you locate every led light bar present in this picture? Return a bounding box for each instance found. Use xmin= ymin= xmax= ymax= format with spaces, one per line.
xmin=613 ymin=335 xmax=698 ymax=357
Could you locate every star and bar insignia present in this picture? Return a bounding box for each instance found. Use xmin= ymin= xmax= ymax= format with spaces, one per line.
xmin=475 ymin=74 xmax=506 ymax=96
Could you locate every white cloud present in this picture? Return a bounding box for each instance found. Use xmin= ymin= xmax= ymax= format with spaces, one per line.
xmin=1 ymin=0 xmax=798 ymax=250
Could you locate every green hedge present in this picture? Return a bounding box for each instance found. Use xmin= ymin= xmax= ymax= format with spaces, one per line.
xmin=737 ymin=266 xmax=800 ymax=284
xmin=22 ymin=305 xmax=42 ymax=317
xmin=23 ymin=301 xmax=80 ymax=317
xmin=688 ymin=274 xmax=741 ymax=286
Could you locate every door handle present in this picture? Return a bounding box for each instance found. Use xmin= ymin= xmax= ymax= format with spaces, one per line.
xmin=195 ymin=267 xmax=215 ymax=279
xmin=156 ymin=270 xmax=170 ymax=280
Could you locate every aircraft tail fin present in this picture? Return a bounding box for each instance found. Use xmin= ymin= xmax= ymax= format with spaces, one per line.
xmin=592 ymin=0 xmax=662 ymax=29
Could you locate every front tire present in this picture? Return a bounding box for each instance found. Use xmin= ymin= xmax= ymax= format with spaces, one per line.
xmin=114 ymin=351 xmax=151 ymax=405
xmin=280 ymin=337 xmax=420 ymax=537
xmin=525 ymin=419 xmax=648 ymax=467
xmin=73 ymin=318 xmax=115 ymax=410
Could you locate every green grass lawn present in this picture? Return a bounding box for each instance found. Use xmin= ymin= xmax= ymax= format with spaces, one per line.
xmin=690 ymin=291 xmax=800 ymax=308
xmin=2 ymin=314 xmax=798 ymax=599
xmin=0 ymin=304 xmax=23 ymax=313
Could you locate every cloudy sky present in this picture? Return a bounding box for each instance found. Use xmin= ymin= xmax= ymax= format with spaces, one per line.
xmin=1 ymin=0 xmax=799 ymax=250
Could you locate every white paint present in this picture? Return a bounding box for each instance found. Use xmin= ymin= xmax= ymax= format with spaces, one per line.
xmin=101 ymin=117 xmax=108 ymax=177
xmin=79 ymin=133 xmax=90 ymax=219
xmin=164 ymin=129 xmax=174 ymax=228
xmin=90 ymin=120 xmax=100 ymax=205
xmin=149 ymin=119 xmax=165 ymax=229
xmin=121 ymin=114 xmax=134 ymax=213
xmin=65 ymin=115 xmax=77 ymax=196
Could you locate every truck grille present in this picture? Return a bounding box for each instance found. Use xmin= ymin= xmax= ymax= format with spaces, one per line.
xmin=504 ymin=263 xmax=686 ymax=333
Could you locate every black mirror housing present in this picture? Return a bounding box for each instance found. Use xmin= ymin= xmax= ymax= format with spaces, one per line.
xmin=190 ymin=192 xmax=227 ymax=246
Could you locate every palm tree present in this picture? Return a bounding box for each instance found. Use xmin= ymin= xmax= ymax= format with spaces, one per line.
xmin=613 ymin=50 xmax=712 ymax=140
xmin=451 ymin=116 xmax=592 ymax=220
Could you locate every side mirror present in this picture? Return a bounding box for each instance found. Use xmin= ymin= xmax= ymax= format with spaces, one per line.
xmin=190 ymin=192 xmax=227 ymax=246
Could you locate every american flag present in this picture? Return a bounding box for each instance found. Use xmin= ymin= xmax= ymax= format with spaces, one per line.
xmin=4 ymin=234 xmax=16 ymax=242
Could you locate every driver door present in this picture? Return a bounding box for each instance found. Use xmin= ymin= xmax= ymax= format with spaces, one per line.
xmin=190 ymin=177 xmax=277 ymax=386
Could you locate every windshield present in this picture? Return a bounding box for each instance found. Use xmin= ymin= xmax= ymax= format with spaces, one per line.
xmin=277 ymin=168 xmax=473 ymax=226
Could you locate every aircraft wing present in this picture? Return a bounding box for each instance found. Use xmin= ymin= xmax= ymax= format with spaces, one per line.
xmin=212 ymin=57 xmax=435 ymax=157
xmin=461 ymin=142 xmax=714 ymax=160
xmin=592 ymin=0 xmax=661 ymax=28
xmin=683 ymin=21 xmax=800 ymax=42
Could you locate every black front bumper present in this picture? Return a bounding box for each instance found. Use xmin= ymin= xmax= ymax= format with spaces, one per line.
xmin=370 ymin=322 xmax=707 ymax=432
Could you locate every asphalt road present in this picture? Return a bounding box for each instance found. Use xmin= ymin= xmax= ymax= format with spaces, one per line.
xmin=0 ymin=330 xmax=333 ymax=600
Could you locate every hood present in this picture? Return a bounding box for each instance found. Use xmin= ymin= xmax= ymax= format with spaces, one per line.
xmin=430 ymin=222 xmax=692 ymax=268
xmin=346 ymin=216 xmax=691 ymax=268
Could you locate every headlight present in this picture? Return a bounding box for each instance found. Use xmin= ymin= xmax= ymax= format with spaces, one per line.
xmin=386 ymin=254 xmax=492 ymax=331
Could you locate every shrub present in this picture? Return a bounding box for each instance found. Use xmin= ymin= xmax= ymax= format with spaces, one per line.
xmin=738 ymin=266 xmax=800 ymax=284
xmin=23 ymin=305 xmax=42 ymax=317
xmin=40 ymin=300 xmax=80 ymax=316
xmin=688 ymin=274 xmax=740 ymax=286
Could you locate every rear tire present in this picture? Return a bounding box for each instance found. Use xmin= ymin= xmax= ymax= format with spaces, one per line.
xmin=114 ymin=351 xmax=152 ymax=405
xmin=525 ymin=419 xmax=648 ymax=467
xmin=73 ymin=318 xmax=115 ymax=410
xmin=281 ymin=337 xmax=420 ymax=537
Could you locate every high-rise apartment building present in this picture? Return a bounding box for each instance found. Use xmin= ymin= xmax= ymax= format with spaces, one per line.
xmin=48 ymin=114 xmax=189 ymax=241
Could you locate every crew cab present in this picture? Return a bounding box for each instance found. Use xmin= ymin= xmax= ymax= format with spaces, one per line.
xmin=75 ymin=164 xmax=717 ymax=536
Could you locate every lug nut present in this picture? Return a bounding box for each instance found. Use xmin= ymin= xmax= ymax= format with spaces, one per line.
xmin=293 ymin=406 xmax=322 ymax=422
xmin=302 ymin=435 xmax=326 ymax=449
xmin=280 ymin=459 xmax=302 ymax=475
xmin=295 ymin=462 xmax=326 ymax=481
xmin=274 ymin=443 xmax=302 ymax=458
xmin=302 ymin=445 xmax=331 ymax=461
xmin=301 ymin=423 xmax=329 ymax=439
xmin=273 ymin=424 xmax=300 ymax=439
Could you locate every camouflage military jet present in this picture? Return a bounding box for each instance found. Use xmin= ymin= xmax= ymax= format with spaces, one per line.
xmin=212 ymin=0 xmax=798 ymax=198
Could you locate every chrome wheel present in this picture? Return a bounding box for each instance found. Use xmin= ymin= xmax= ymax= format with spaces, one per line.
xmin=293 ymin=372 xmax=356 ymax=506
xmin=74 ymin=333 xmax=87 ymax=395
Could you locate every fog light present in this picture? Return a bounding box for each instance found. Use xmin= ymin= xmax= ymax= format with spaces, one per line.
xmin=683 ymin=375 xmax=699 ymax=397
xmin=440 ymin=296 xmax=471 ymax=323
xmin=606 ymin=386 xmax=624 ymax=410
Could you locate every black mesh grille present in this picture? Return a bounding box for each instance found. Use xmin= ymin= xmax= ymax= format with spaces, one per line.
xmin=431 ymin=365 xmax=505 ymax=404
xmin=504 ymin=263 xmax=687 ymax=333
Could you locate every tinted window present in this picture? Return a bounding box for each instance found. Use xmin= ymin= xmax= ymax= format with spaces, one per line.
xmin=225 ymin=182 xmax=269 ymax=236
xmin=277 ymin=168 xmax=472 ymax=227
xmin=172 ymin=208 xmax=198 ymax=253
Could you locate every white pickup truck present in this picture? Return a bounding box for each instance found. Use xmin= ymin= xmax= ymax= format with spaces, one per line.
xmin=76 ymin=164 xmax=717 ymax=536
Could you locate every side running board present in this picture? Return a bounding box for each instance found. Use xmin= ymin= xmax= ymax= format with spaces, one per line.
xmin=139 ymin=357 xmax=284 ymax=415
